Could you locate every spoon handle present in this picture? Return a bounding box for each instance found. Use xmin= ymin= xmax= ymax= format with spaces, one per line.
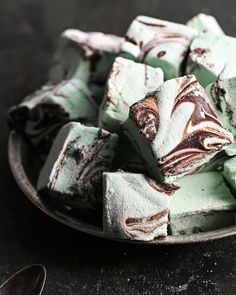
xmin=0 ymin=264 xmax=46 ymax=295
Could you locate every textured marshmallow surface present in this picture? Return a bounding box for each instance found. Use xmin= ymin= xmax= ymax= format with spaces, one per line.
xmin=170 ymin=172 xmax=236 ymax=235
xmin=49 ymin=29 xmax=124 ymax=85
xmin=8 ymin=78 xmax=97 ymax=153
xmin=205 ymin=77 xmax=236 ymax=155
xmin=99 ymin=57 xmax=164 ymax=133
xmin=186 ymin=34 xmax=236 ymax=87
xmin=121 ymin=15 xmax=197 ymax=79
xmin=123 ymin=75 xmax=233 ymax=182
xmin=223 ymin=156 xmax=236 ymax=194
xmin=186 ymin=13 xmax=224 ymax=35
xmin=103 ymin=172 xmax=178 ymax=241
xmin=37 ymin=122 xmax=118 ymax=210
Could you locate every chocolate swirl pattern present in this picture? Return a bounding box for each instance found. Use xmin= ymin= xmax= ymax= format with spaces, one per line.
xmin=121 ymin=15 xmax=197 ymax=78
xmin=37 ymin=123 xmax=118 ymax=210
xmin=130 ymin=95 xmax=160 ymax=142
xmin=161 ymin=75 xmax=233 ymax=177
xmin=211 ymin=80 xmax=236 ymax=129
xmin=50 ymin=29 xmax=124 ymax=87
xmin=124 ymin=209 xmax=169 ymax=239
xmin=139 ymin=35 xmax=191 ymax=63
xmin=98 ymin=57 xmax=164 ymax=134
xmin=123 ymin=180 xmax=179 ymax=239
xmin=50 ymin=132 xmax=114 ymax=209
xmin=73 ymin=131 xmax=114 ymax=207
xmin=126 ymin=75 xmax=233 ymax=181
xmin=8 ymin=79 xmax=97 ymax=155
xmin=144 ymin=176 xmax=180 ymax=195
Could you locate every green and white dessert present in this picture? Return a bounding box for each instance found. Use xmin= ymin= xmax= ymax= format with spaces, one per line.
xmin=8 ymin=77 xmax=97 ymax=154
xmin=222 ymin=156 xmax=236 ymax=194
xmin=121 ymin=15 xmax=197 ymax=80
xmin=186 ymin=13 xmax=224 ymax=35
xmin=186 ymin=34 xmax=236 ymax=87
xmin=169 ymin=172 xmax=236 ymax=235
xmin=99 ymin=57 xmax=164 ymax=133
xmin=9 ymin=13 xmax=236 ymax=240
xmin=123 ymin=75 xmax=233 ymax=182
xmin=103 ymin=172 xmax=179 ymax=241
xmin=8 ymin=29 xmax=123 ymax=153
xmin=49 ymin=29 xmax=124 ymax=102
xmin=37 ymin=122 xmax=118 ymax=210
xmin=205 ymin=77 xmax=236 ymax=155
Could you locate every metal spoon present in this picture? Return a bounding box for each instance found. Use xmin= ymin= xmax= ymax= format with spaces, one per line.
xmin=0 ymin=264 xmax=46 ymax=295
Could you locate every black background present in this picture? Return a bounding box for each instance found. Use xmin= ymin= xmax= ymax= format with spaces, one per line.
xmin=1 ymin=1 xmax=236 ymax=294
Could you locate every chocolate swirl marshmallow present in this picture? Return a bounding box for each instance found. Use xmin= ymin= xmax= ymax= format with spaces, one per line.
xmin=123 ymin=74 xmax=234 ymax=182
xmin=121 ymin=15 xmax=198 ymax=79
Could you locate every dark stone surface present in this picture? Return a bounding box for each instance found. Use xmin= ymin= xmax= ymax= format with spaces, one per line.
xmin=1 ymin=0 xmax=236 ymax=294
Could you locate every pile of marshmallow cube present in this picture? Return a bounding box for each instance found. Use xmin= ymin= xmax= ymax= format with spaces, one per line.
xmin=8 ymin=13 xmax=236 ymax=241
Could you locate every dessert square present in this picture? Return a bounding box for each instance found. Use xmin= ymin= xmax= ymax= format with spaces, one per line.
xmin=169 ymin=172 xmax=236 ymax=235
xmin=37 ymin=122 xmax=118 ymax=210
xmin=103 ymin=171 xmax=179 ymax=241
xmin=123 ymin=75 xmax=233 ymax=182
xmin=186 ymin=13 xmax=224 ymax=35
xmin=99 ymin=57 xmax=163 ymax=133
xmin=121 ymin=15 xmax=197 ymax=79
xmin=8 ymin=78 xmax=97 ymax=154
xmin=49 ymin=29 xmax=124 ymax=86
xmin=205 ymin=77 xmax=236 ymax=155
xmin=186 ymin=34 xmax=236 ymax=87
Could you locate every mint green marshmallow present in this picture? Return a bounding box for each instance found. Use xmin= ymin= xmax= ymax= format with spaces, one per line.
xmin=186 ymin=34 xmax=236 ymax=87
xmin=99 ymin=57 xmax=164 ymax=133
xmin=205 ymin=77 xmax=236 ymax=155
xmin=186 ymin=13 xmax=224 ymax=35
xmin=37 ymin=122 xmax=118 ymax=210
xmin=170 ymin=172 xmax=236 ymax=235
xmin=222 ymin=156 xmax=236 ymax=194
xmin=121 ymin=15 xmax=197 ymax=80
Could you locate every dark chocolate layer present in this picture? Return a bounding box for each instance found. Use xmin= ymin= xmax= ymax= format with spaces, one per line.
xmin=211 ymin=80 xmax=236 ymax=129
xmin=130 ymin=95 xmax=159 ymax=142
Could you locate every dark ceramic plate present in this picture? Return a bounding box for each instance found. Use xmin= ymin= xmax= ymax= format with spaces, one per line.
xmin=8 ymin=131 xmax=236 ymax=245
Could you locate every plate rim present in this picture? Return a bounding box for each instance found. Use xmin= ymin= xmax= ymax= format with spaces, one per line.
xmin=8 ymin=130 xmax=236 ymax=245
